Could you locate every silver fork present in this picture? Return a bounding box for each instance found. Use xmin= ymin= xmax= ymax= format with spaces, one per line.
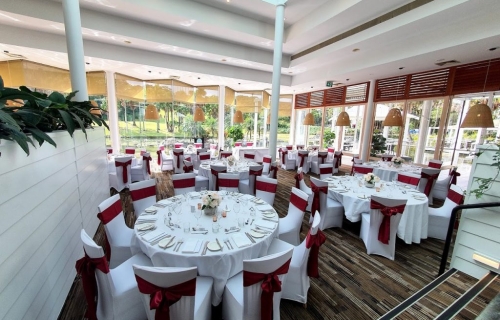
xmin=175 ymin=238 xmax=184 ymax=252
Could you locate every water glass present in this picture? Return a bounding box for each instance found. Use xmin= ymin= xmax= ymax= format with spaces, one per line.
xmin=212 ymin=222 xmax=220 ymax=233
xmin=183 ymin=222 xmax=190 ymax=233
xmin=238 ymin=217 xmax=245 ymax=228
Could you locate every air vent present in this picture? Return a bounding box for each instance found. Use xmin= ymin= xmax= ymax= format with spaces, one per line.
xmin=435 ymin=60 xmax=460 ymax=66
xmin=3 ymin=51 xmax=26 ymax=59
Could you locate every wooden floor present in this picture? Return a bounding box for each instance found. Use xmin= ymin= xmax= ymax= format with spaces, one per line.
xmin=58 ymin=166 xmax=471 ymax=320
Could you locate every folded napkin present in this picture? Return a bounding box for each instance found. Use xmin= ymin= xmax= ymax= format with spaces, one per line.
xmin=255 ymin=220 xmax=277 ymax=231
xmin=257 ymin=204 xmax=274 ymax=212
xmin=136 ymin=216 xmax=158 ymax=223
xmin=232 ymin=233 xmax=252 ymax=248
xmin=144 ymin=206 xmax=157 ymax=212
xmin=182 ymin=239 xmax=203 ymax=253
xmin=142 ymin=229 xmax=164 ymax=242
xmin=136 ymin=223 xmax=155 ymax=231
xmin=158 ymin=237 xmax=174 ymax=248
xmin=241 ymin=194 xmax=254 ymax=200
xmin=190 ymin=192 xmax=201 ymax=198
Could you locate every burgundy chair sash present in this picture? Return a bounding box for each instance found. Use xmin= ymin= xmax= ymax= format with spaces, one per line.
xmin=249 ymin=168 xmax=263 ymax=194
xmin=319 ymin=166 xmax=332 ymax=175
xmin=97 ymin=199 xmax=122 ymax=260
xmin=143 ymin=155 xmax=152 ymax=175
xmin=398 ymin=174 xmax=420 ymax=186
xmin=370 ymin=200 xmax=406 ymax=244
xmin=294 ymin=172 xmax=303 ymax=189
xmin=450 ymin=169 xmax=460 ymax=186
xmin=354 ymin=166 xmax=373 ymax=175
xmin=75 ymin=253 xmax=110 ymax=320
xmin=269 ymin=165 xmax=278 ymax=179
xmin=107 ymin=148 xmax=113 ymax=154
xmin=220 ymin=152 xmax=232 ymax=159
xmin=243 ymin=259 xmax=292 ymax=320
xmin=244 ymin=153 xmax=255 ymax=159
xmin=219 ymin=177 xmax=239 ymax=188
xmin=297 ymin=153 xmax=307 ymax=168
xmin=174 ymin=143 xmax=183 ymax=148
xmin=327 ymin=147 xmax=335 ymax=153
xmin=130 ymin=185 xmax=156 ymax=201
xmin=234 ymin=142 xmax=242 ymax=147
xmin=125 ymin=149 xmax=135 ymax=155
xmin=263 ymin=157 xmax=271 ymax=164
xmin=183 ymin=164 xmax=193 ymax=173
xmin=173 ymin=178 xmax=195 ymax=189
xmin=310 ymin=181 xmax=328 ymax=217
xmin=160 ymin=146 xmax=165 ymax=151
xmin=280 ymin=150 xmax=288 ymax=166
xmin=290 ymin=192 xmax=308 ymax=211
xmin=421 ymin=172 xmax=439 ymax=196
xmin=256 ymin=180 xmax=277 ymax=193
xmin=135 ymin=275 xmax=196 ymax=320
xmin=334 ymin=153 xmax=342 ymax=168
xmin=157 ymin=150 xmax=162 ymax=165
xmin=211 ymin=169 xmax=227 ymax=191
xmin=305 ymin=230 xmax=326 ymax=278
xmin=286 ymin=145 xmax=293 ymax=150
xmin=382 ymin=156 xmax=392 ymax=161
xmin=195 ymin=143 xmax=202 ymax=148
xmin=317 ymin=153 xmax=327 ymax=165
xmin=115 ymin=159 xmax=132 ymax=183
xmin=247 ymin=142 xmax=254 ymax=147
xmin=173 ymin=151 xmax=183 ymax=169
xmin=185 ymin=156 xmax=191 ymax=162
xmin=428 ymin=161 xmax=441 ymax=169
xmin=448 ymin=189 xmax=464 ymax=204
xmin=199 ymin=154 xmax=210 ymax=161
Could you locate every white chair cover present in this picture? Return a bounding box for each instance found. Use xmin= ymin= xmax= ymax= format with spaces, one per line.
xmin=158 ymin=150 xmax=174 ymax=171
xmin=297 ymin=150 xmax=310 ymax=173
xmin=432 ymin=168 xmax=457 ymax=200
xmin=418 ymin=167 xmax=440 ymax=205
xmin=239 ymin=165 xmax=263 ymax=195
xmin=109 ymin=155 xmax=133 ymax=192
xmin=172 ymin=172 xmax=196 ymax=195
xmin=397 ymin=172 xmax=421 ymax=189
xmin=428 ymin=184 xmax=464 ymax=240
xmin=129 ymin=179 xmax=157 ymax=219
xmin=280 ymin=148 xmax=296 ymax=170
xmin=172 ymin=148 xmax=185 ymax=174
xmin=255 ymin=176 xmax=278 ymax=206
xmin=428 ymin=159 xmax=443 ymax=169
xmin=218 ymin=173 xmax=241 ymax=192
xmin=262 ymin=155 xmax=272 ymax=174
xmin=318 ymin=163 xmax=334 ymax=180
xmin=131 ymin=152 xmax=151 ymax=182
xmin=310 ymin=177 xmax=344 ymax=230
xmin=310 ymin=151 xmax=328 ymax=174
xmin=80 ymin=229 xmax=152 ymax=320
xmin=296 ymin=168 xmax=313 ymax=212
xmin=279 ymin=187 xmax=308 ymax=246
xmin=133 ymin=265 xmax=213 ymax=320
xmin=210 ymin=164 xmax=227 ymax=191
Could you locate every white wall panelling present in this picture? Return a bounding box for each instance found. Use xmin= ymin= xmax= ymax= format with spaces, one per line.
xmin=0 ymin=127 xmax=109 ymax=320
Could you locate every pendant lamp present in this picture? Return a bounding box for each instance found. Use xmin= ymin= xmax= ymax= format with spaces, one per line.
xmin=90 ymin=100 xmax=102 ymax=116
xmin=233 ymin=110 xmax=244 ymax=123
xmin=383 ymin=108 xmax=403 ymax=126
xmin=335 ymin=111 xmax=350 ymax=126
xmin=193 ymin=106 xmax=205 ymax=122
xmin=303 ymin=112 xmax=314 ymax=125
xmin=144 ymin=104 xmax=160 ymax=120
xmin=460 ymin=103 xmax=494 ymax=128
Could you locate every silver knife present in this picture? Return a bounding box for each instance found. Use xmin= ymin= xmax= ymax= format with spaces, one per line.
xmin=245 ymin=232 xmax=256 ymax=243
xmin=201 ymin=241 xmax=209 ymax=255
xmin=216 ymin=238 xmax=223 ymax=251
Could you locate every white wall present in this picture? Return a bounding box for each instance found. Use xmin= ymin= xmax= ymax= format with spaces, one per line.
xmin=0 ymin=127 xmax=109 ymax=320
xmin=451 ymin=144 xmax=500 ymax=279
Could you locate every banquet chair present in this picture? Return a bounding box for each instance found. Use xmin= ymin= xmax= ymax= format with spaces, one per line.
xmin=218 ymin=173 xmax=241 ymax=192
xmin=129 ymin=179 xmax=157 ymax=219
xmin=172 ymin=173 xmax=196 ymax=195
xmin=125 ymin=147 xmax=136 ymax=155
xmin=157 ymin=149 xmax=173 ymax=171
xmin=195 ymin=142 xmax=203 ymax=148
xmin=262 ymin=155 xmax=272 ymax=174
xmin=133 ymin=264 xmax=213 ymax=320
xmin=296 ymin=144 xmax=305 ymax=150
xmin=297 ymin=150 xmax=310 ymax=173
xmin=131 ymin=152 xmax=152 ymax=182
xmin=255 ymin=176 xmax=278 ymax=206
xmin=280 ymin=148 xmax=296 ymax=170
xmin=106 ymin=147 xmax=113 ymax=154
xmin=243 ymin=152 xmax=255 ymax=160
xmin=77 ymin=230 xmax=152 ymax=320
xmin=198 ymin=152 xmax=211 ymax=165
xmin=184 ymin=160 xmax=209 ymax=192
xmin=266 ymin=212 xmax=324 ymax=305
xmin=172 ymin=148 xmax=185 ymax=174
xmin=309 ymin=177 xmax=344 ymax=229
xmin=333 ymin=151 xmax=343 ymax=174
xmin=286 ymin=145 xmax=293 ymax=150
xmin=433 ymin=167 xmax=460 ymax=200
xmin=310 ymin=151 xmax=328 ymax=175
xmin=352 ymin=164 xmax=373 ymax=176
xmin=428 ymin=159 xmax=443 ymax=169
xmin=349 ymin=155 xmax=361 ymax=175
xmin=380 ymin=154 xmax=393 ymax=161
xmin=210 ymin=164 xmax=227 ymax=191
xmin=295 ymin=167 xmax=313 ymax=212
xmin=183 ymin=159 xmax=195 ymax=173
xmin=310 ymin=145 xmax=319 ymax=151
xmin=246 ymin=141 xmax=254 ymax=147
xmin=268 ymin=162 xmax=279 ymax=179
xmin=239 ymin=165 xmax=263 ymax=195
xmin=359 ymin=195 xmax=407 ymax=260
xmin=418 ymin=167 xmax=440 ymax=205
xmin=318 ymin=163 xmax=334 ymax=180
xmin=278 ymin=187 xmax=309 ymax=246
xmin=97 ymin=194 xmax=134 ymax=268
xmin=174 ymin=142 xmax=184 ymax=148
xmin=222 ymin=248 xmax=294 ymax=320
xmin=220 ymin=151 xmax=233 ymax=159
xmin=234 ymin=141 xmax=242 ymax=147
xmin=108 ymin=155 xmax=133 ymax=192
xmin=327 ymin=147 xmax=335 ymax=162
xmin=428 ymin=184 xmax=464 ymax=240
xmin=397 ymin=172 xmax=420 ymax=189
xmin=197 ymin=148 xmax=208 ymax=154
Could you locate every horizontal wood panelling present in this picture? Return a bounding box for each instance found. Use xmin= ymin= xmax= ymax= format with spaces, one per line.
xmin=374 ymin=75 xmax=408 ymax=102
xmin=323 ymin=86 xmax=345 ymax=106
xmin=294 ymin=92 xmax=309 ymax=108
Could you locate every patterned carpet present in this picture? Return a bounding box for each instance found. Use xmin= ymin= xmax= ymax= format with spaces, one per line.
xmin=59 ymin=166 xmax=478 ymax=320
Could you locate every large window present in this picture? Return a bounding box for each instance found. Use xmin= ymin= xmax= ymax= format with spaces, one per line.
xmin=374 ymin=102 xmax=404 ymax=155
xmin=342 ymin=105 xmax=364 ymax=154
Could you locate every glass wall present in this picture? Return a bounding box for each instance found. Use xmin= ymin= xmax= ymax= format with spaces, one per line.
xmin=323 ymin=107 xmax=342 ymax=150
xmin=294 ymin=109 xmax=307 ymax=146
xmin=342 ymin=105 xmax=365 ymax=154
xmin=373 ymin=102 xmax=404 ymax=155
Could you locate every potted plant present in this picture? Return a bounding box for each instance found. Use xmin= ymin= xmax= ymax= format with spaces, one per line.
xmin=226 ymin=125 xmax=243 ymax=148
xmin=323 ymin=129 xmax=336 ymax=147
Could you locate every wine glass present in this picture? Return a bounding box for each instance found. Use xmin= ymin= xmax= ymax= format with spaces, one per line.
xmin=194 ymin=207 xmax=202 ymax=228
xmin=233 ymin=201 xmax=241 ymax=216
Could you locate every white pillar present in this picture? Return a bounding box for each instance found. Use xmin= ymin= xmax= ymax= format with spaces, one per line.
xmin=268 ymin=0 xmax=287 ymax=161
xmin=289 ymin=94 xmax=296 ymax=146
xmin=415 ymin=100 xmax=431 ymax=164
xmin=478 ymin=92 xmax=494 ymax=146
xmin=62 ymin=0 xmax=88 ymax=101
xmin=105 ymin=71 xmax=120 ymax=152
xmin=402 ymin=113 xmax=411 ymax=155
xmin=263 ymin=108 xmax=268 ymax=147
xmin=218 ymin=85 xmax=225 ymax=149
xmin=454 ymin=100 xmax=469 ymax=165
xmin=253 ymin=107 xmax=258 ymax=146
xmin=360 ymin=80 xmax=376 ymax=161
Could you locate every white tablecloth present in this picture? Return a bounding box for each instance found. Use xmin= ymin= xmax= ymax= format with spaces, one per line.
xmin=235 ymin=147 xmax=269 ymax=162
xmin=325 ymin=176 xmax=429 ymax=244
xmin=356 ymin=162 xmax=422 ymax=182
xmin=131 ymin=191 xmax=278 ymax=305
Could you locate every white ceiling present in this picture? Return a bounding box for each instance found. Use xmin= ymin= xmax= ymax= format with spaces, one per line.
xmin=0 ymin=0 xmax=499 ymax=95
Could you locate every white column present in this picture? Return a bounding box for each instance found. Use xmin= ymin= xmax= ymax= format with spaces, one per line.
xmin=415 ymin=100 xmax=431 ymax=164
xmin=218 ymin=85 xmax=225 ymax=149
xmin=105 ymin=71 xmax=120 ymax=152
xmin=454 ymin=100 xmax=469 ymax=165
xmin=230 ymin=106 xmax=234 ymax=127
xmin=62 ymin=0 xmax=88 ymax=101
xmin=253 ymin=107 xmax=258 ymax=146
xmin=402 ymin=113 xmax=411 ymax=155
xmin=360 ymin=80 xmax=376 ymax=161
xmin=478 ymin=92 xmax=494 ymax=146
xmin=263 ymin=108 xmax=268 ymax=147
xmin=289 ymin=94 xmax=296 ymax=145
xmin=268 ymin=0 xmax=287 ymax=161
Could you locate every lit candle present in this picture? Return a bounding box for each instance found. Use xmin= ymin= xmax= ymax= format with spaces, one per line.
xmin=222 ymin=210 xmax=227 ymax=218
xmin=213 ymin=215 xmax=217 ymax=222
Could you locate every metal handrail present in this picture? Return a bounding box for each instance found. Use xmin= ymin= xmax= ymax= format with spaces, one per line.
xmin=439 ymin=201 xmax=500 ymax=276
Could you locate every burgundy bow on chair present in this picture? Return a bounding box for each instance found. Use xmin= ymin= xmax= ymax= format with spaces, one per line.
xmin=135 ymin=276 xmax=196 ymax=320
xmin=263 ymin=157 xmax=271 ymax=164
xmin=294 ymin=172 xmax=303 ymax=189
xmin=125 ymin=149 xmax=135 ymax=155
xmin=319 ymin=166 xmax=333 ymax=176
xmin=317 ymin=153 xmax=327 ymax=165
xmin=269 ymin=165 xmax=278 ymax=179
xmin=156 ymin=150 xmax=162 ymax=166
xmin=398 ymin=175 xmax=420 ymax=186
xmin=310 ymin=181 xmax=328 ymax=217
xmin=243 ymin=259 xmax=291 ymax=320
xmin=280 ymin=149 xmax=288 ymax=167
xmin=97 ymin=199 xmax=123 ymax=261
xmin=173 ymin=177 xmax=195 ymax=189
xmin=450 ymin=169 xmax=461 ymax=186
xmin=249 ymin=168 xmax=263 ymax=194
xmin=334 ymin=153 xmax=342 ymax=169
xmin=421 ymin=172 xmax=439 ymax=197
xmin=447 ymin=189 xmax=464 ymax=205
xmin=305 ymin=230 xmax=326 ymax=278
xmin=115 ymin=159 xmax=132 ymax=184
xmin=183 ymin=164 xmax=194 ymax=173
xmin=143 ymin=155 xmax=152 ymax=175
xmin=297 ymin=153 xmax=307 ymax=168
xmin=75 ymin=253 xmax=110 ymax=320
xmin=173 ymin=151 xmax=183 ymax=169
xmin=370 ymin=200 xmax=406 ymax=244
xmin=211 ymin=168 xmax=227 ymax=191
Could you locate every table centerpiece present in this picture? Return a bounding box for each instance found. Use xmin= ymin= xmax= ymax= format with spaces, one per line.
xmin=202 ymin=192 xmax=221 ymax=215
xmin=364 ymin=172 xmax=380 ymax=188
xmin=391 ymin=156 xmax=404 ymax=168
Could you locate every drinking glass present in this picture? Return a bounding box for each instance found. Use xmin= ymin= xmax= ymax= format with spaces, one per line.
xmin=233 ymin=201 xmax=241 ymax=215
xmin=194 ymin=207 xmax=203 ymax=227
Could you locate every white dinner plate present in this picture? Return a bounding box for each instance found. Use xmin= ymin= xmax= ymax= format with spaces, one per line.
xmin=250 ymin=230 xmax=265 ymax=238
xmin=158 ymin=237 xmax=175 ymax=248
xmin=207 ymin=241 xmax=221 ymax=251
xmin=263 ymin=212 xmax=275 ymax=218
xmin=136 ymin=223 xmax=155 ymax=231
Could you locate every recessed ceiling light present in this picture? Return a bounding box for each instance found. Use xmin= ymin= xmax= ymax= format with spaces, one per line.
xmin=197 ymin=77 xmax=201 ymax=79
xmin=85 ymin=62 xmax=90 ymax=65
xmin=288 ymin=71 xmax=293 ymax=74
xmin=346 ymin=79 xmax=349 ymax=81
xmin=226 ymin=0 xmax=230 ymax=2
xmin=489 ymin=47 xmax=498 ymax=51
xmin=124 ymin=40 xmax=131 ymax=44
xmin=148 ymin=70 xmax=151 ymax=73
xmin=221 ymin=59 xmax=227 ymax=62
xmin=399 ymin=67 xmax=404 ymax=70
xmin=238 ymin=83 xmax=241 ymax=85
xmin=170 ymin=75 xmax=180 ymax=79
xmin=352 ymin=48 xmax=360 ymax=52
xmin=311 ymin=86 xmax=313 ymax=88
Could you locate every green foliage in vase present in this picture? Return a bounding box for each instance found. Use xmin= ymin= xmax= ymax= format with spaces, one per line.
xmin=370 ymin=130 xmax=387 ymax=156
xmin=323 ymin=129 xmax=336 ymax=146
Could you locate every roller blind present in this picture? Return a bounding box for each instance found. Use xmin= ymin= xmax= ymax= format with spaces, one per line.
xmin=172 ymin=80 xmax=194 ymax=103
xmin=195 ymin=86 xmax=218 ymax=104
xmin=115 ymin=73 xmax=144 ymax=101
xmin=225 ymin=86 xmax=235 ymax=105
xmin=146 ymin=80 xmax=173 ymax=102
xmin=86 ymin=71 xmax=107 ymax=96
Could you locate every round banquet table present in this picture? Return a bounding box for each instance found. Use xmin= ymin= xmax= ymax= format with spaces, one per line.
xmin=355 ymin=161 xmax=422 ymax=182
xmin=130 ymin=191 xmax=279 ymax=305
xmin=324 ymin=175 xmax=429 ymax=244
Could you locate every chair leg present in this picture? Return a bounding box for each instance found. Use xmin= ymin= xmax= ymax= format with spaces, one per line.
xmin=303 ymin=303 xmax=307 ymax=308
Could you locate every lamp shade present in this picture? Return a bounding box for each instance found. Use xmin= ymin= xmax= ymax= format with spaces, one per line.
xmin=90 ymin=100 xmax=102 ymax=116
xmin=383 ymin=108 xmax=403 ymax=126
xmin=335 ymin=111 xmax=350 ymax=126
xmin=193 ymin=106 xmax=205 ymax=122
xmin=144 ymin=104 xmax=160 ymax=120
xmin=460 ymin=103 xmax=494 ymax=128
xmin=303 ymin=112 xmax=314 ymax=125
xmin=233 ymin=110 xmax=244 ymax=123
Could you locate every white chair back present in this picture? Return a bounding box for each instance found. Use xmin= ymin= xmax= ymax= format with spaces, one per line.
xmin=97 ymin=194 xmax=127 ymax=247
xmin=131 ymin=152 xmax=151 ymax=182
xmin=218 ymin=173 xmax=240 ymax=192
xmin=129 ymin=179 xmax=157 ymax=219
xmin=297 ymin=150 xmax=310 ymax=172
xmin=198 ymin=152 xmax=211 ymax=163
xmin=397 ymin=172 xmax=420 ymax=188
xmin=442 ymin=184 xmax=464 ymax=212
xmin=309 ymin=177 xmax=328 ymax=216
xmin=113 ymin=155 xmax=133 ymax=190
xmin=428 ymin=159 xmax=443 ymax=169
xmin=183 ymin=159 xmax=194 ymax=173
xmin=255 ymin=176 xmax=278 ymax=206
xmin=288 ymin=187 xmax=308 ymax=225
xmin=172 ymin=173 xmax=196 ymax=195
xmin=418 ymin=167 xmax=440 ymax=200
xmin=172 ymin=148 xmax=185 ymax=173
xmin=319 ymin=163 xmax=333 ymax=180
xmin=210 ymin=165 xmax=227 ymax=191
xmin=262 ymin=155 xmax=272 ymax=174
xmin=247 ymin=164 xmax=263 ymax=195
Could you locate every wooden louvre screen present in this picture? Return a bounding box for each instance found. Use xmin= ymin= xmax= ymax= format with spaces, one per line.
xmin=407 ymin=68 xmax=450 ymax=99
xmin=345 ymin=82 xmax=369 ymax=103
xmin=309 ymin=90 xmax=324 ymax=107
xmin=324 ymin=87 xmax=345 ymax=106
xmin=294 ymin=93 xmax=310 ymax=109
xmin=451 ymin=58 xmax=500 ymax=95
xmin=374 ymin=75 xmax=408 ymax=102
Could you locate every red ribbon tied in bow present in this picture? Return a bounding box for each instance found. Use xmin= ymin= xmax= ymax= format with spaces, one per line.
xmin=310 ymin=181 xmax=328 ymax=218
xmin=421 ymin=172 xmax=439 ymax=197
xmin=143 ymin=155 xmax=152 ymax=175
xmin=334 ymin=153 xmax=342 ymax=168
xmin=269 ymin=165 xmax=278 ymax=179
xmin=156 ymin=150 xmax=162 ymax=165
xmin=183 ymin=164 xmax=193 ymax=173
xmin=135 ymin=276 xmax=196 ymax=320
xmin=281 ymin=149 xmax=288 ymax=167
xmin=305 ymin=230 xmax=326 ymax=278
xmin=298 ymin=153 xmax=307 ymax=168
xmin=294 ymin=172 xmax=303 ymax=189
xmin=370 ymin=200 xmax=406 ymax=244
xmin=115 ymin=159 xmax=132 ymax=183
xmin=450 ymin=169 xmax=460 ymax=186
